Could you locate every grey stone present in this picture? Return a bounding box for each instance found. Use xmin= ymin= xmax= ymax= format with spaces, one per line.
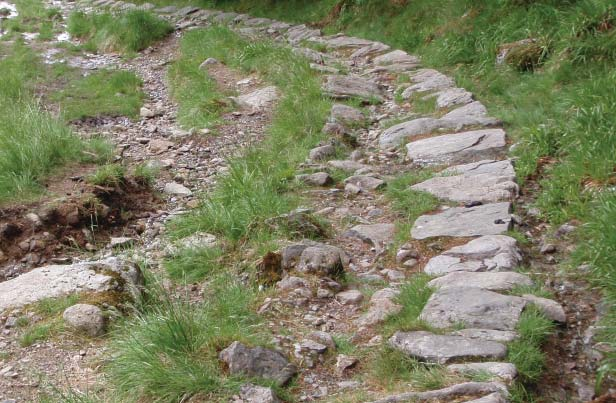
xmin=451 ymin=329 xmax=518 ymax=343
xmin=411 ymin=172 xmax=518 ymax=203
xmin=336 ymin=289 xmax=364 ymax=305
xmin=424 ymin=235 xmax=522 ymax=276
xmin=234 ymin=86 xmax=279 ymax=109
xmin=345 ymin=183 xmax=361 ymax=194
xmin=323 ymin=75 xmax=384 ymax=102
xmin=327 ymin=160 xmax=368 ymax=172
xmin=443 ymin=159 xmax=516 ymax=179
xmin=406 ymin=129 xmax=507 ymax=166
xmin=448 ymin=362 xmax=518 ymax=382
xmin=335 ymin=354 xmax=358 ymax=374
xmin=344 ymin=175 xmax=385 ymax=191
xmin=402 ymin=69 xmax=455 ymax=97
xmin=436 ymin=88 xmax=474 ymax=108
xmin=219 ymin=341 xmax=297 ymax=386
xmin=276 ymin=276 xmax=309 ymax=291
xmin=523 ymin=294 xmax=566 ymax=323
xmin=292 ymin=47 xmax=327 ymax=64
xmin=140 ymin=106 xmax=155 ymax=118
xmin=464 ymin=393 xmax=507 ymax=403
xmin=428 ymin=271 xmax=533 ymax=292
xmin=237 ymin=384 xmax=280 ymax=403
xmin=0 ymin=258 xmax=142 ymax=311
xmin=281 ymin=242 xmax=348 ymax=277
xmin=420 ymin=287 xmax=526 ymax=330
xmin=296 ymin=172 xmax=333 ymax=186
xmin=108 ymin=237 xmax=135 ymax=249
xmin=444 ymin=101 xmax=489 ymax=120
xmin=63 ymin=304 xmax=105 ymax=337
xmin=163 ymin=182 xmax=192 ymax=196
xmin=365 ymin=382 xmax=508 ymax=403
xmin=311 ymin=35 xmax=375 ymax=49
xmin=299 ymin=339 xmax=328 ymax=354
xmin=379 ymin=115 xmax=500 ymax=150
xmin=373 ymin=50 xmax=419 ymax=66
xmin=389 ymin=331 xmax=506 ymax=364
xmin=411 ymin=202 xmax=512 ymax=240
xmin=308 ymin=331 xmax=336 ymax=350
xmin=356 ymin=298 xmax=402 ymax=327
xmin=351 ymin=42 xmax=391 ymax=60
xmin=330 ymin=104 xmax=365 ymax=125
xmin=286 ymin=25 xmax=321 ymax=44
xmin=309 ymin=144 xmax=336 ymax=161
xmin=343 ymin=223 xmax=396 ymax=246
xmin=198 ymin=57 xmax=219 ymax=69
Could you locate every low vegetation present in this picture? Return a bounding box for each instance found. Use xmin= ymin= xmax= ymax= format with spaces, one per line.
xmin=53 ymin=69 xmax=144 ymax=120
xmin=67 ymin=9 xmax=173 ymax=54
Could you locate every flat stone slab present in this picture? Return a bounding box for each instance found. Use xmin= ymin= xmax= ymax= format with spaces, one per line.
xmin=344 ymin=223 xmax=396 ymax=246
xmin=436 ymin=87 xmax=474 ymax=108
xmin=350 ymin=42 xmax=391 ymax=60
xmin=420 ymin=287 xmax=527 ymax=330
xmin=310 ymin=35 xmax=375 ymax=49
xmin=451 ymin=329 xmax=518 ymax=343
xmin=428 ymin=271 xmax=533 ymax=292
xmin=0 ymin=258 xmax=142 ymax=312
xmin=424 ymin=235 xmax=522 ymax=276
xmin=344 ymin=175 xmax=385 ymax=191
xmin=389 ymin=331 xmax=506 ymax=364
xmin=328 ymin=160 xmax=368 ymax=172
xmin=448 ymin=362 xmax=518 ymax=382
xmin=286 ymin=24 xmax=321 ymax=44
xmin=464 ymin=393 xmax=508 ymax=403
xmin=442 ymin=159 xmax=516 ymax=180
xmin=234 ymin=86 xmax=279 ymax=109
xmin=402 ymin=69 xmax=455 ymax=97
xmin=323 ymin=75 xmax=384 ymax=102
xmin=411 ymin=202 xmax=512 ymax=240
xmin=330 ymin=104 xmax=366 ymax=125
xmin=411 ymin=172 xmax=518 ymax=203
xmin=373 ymin=50 xmax=419 ymax=66
xmin=406 ymin=129 xmax=507 ymax=166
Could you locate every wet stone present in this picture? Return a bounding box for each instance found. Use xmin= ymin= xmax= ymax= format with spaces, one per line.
xmin=420 ymin=287 xmax=526 ymax=330
xmin=389 ymin=331 xmax=507 ymax=364
xmin=411 ymin=202 xmax=512 ymax=240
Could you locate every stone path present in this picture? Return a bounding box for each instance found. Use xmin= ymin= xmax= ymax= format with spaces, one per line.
xmin=0 ymin=0 xmax=572 ymax=401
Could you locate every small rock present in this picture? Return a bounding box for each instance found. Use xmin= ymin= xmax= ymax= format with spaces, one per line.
xmin=335 ymin=354 xmax=358 ymax=375
xmin=336 ymin=290 xmax=364 ymax=305
xmin=308 ymin=331 xmax=336 ymax=350
xmin=108 ymin=237 xmax=135 ymax=249
xmin=309 ymin=144 xmax=336 ymax=161
xmin=523 ymin=294 xmax=566 ymax=323
xmin=296 ymin=172 xmax=333 ymax=187
xmin=237 ymin=383 xmax=280 ymax=403
xmin=140 ymin=107 xmax=155 ymax=118
xmin=63 ymin=304 xmax=105 ymax=337
xmin=540 ymin=243 xmax=556 ymax=254
xmin=163 ymin=182 xmax=192 ymax=196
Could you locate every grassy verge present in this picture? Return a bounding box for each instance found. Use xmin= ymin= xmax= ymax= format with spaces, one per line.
xmin=169 ymin=26 xmax=331 ymax=243
xmin=1 ymin=0 xmax=62 ymax=40
xmin=67 ymin=9 xmax=173 ymax=54
xmin=53 ymin=69 xmax=144 ymax=120
xmin=0 ymin=43 xmax=110 ymax=203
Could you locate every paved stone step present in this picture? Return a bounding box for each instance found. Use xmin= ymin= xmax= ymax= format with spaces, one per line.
xmin=420 ymin=287 xmax=527 ymax=330
xmin=401 ymin=68 xmax=455 ymax=96
xmin=406 ymin=129 xmax=507 ymax=166
xmin=424 ymin=235 xmax=522 ymax=276
xmin=427 ymin=271 xmax=533 ymax=292
xmin=451 ymin=328 xmax=519 ymax=343
xmin=411 ymin=169 xmax=518 ymax=203
xmin=323 ymin=74 xmax=385 ymax=102
xmin=448 ymin=362 xmax=518 ymax=382
xmin=411 ymin=202 xmax=512 ymax=239
xmin=365 ymin=382 xmax=508 ymax=403
xmin=343 ymin=223 xmax=396 ymax=247
xmin=389 ymin=331 xmax=506 ymax=364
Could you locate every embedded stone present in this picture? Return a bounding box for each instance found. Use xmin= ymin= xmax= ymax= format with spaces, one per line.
xmin=451 ymin=329 xmax=519 ymax=343
xmin=234 ymin=86 xmax=279 ymax=109
xmin=327 ymin=160 xmax=368 ymax=172
xmin=523 ymin=294 xmax=566 ymax=323
xmin=389 ymin=331 xmax=506 ymax=364
xmin=343 ymin=223 xmax=396 ymax=246
xmin=428 ymin=271 xmax=533 ymax=292
xmin=411 ymin=203 xmax=512 ymax=239
xmin=436 ymin=88 xmax=474 ymax=108
xmin=63 ymin=304 xmax=105 ymax=337
xmin=296 ymin=172 xmax=333 ymax=186
xmin=448 ymin=362 xmax=518 ymax=382
xmin=343 ymin=175 xmax=385 ymax=191
xmin=411 ymin=172 xmax=518 ymax=203
xmin=323 ymin=75 xmax=384 ymax=102
xmin=330 ymin=104 xmax=365 ymax=125
xmin=309 ymin=144 xmax=336 ymax=161
xmin=336 ymin=289 xmax=364 ymax=305
xmin=420 ymin=287 xmax=526 ymax=330
xmin=406 ymin=129 xmax=507 ymax=166
xmin=373 ymin=50 xmax=419 ymax=66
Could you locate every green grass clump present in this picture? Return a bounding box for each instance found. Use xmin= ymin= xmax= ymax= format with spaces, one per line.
xmin=67 ymin=10 xmax=173 ymax=54
xmin=106 ymin=275 xmax=269 ymax=402
xmin=169 ymin=26 xmax=331 ymax=243
xmin=2 ymin=0 xmax=62 ymax=40
xmin=507 ymin=305 xmax=556 ymax=381
xmin=382 ymin=274 xmax=434 ymax=334
xmin=87 ymin=164 xmax=126 ymax=187
xmin=54 ymin=70 xmax=144 ymax=120
xmin=385 ymin=170 xmax=440 ymax=224
xmin=133 ymin=163 xmax=159 ymax=187
xmin=164 ymin=247 xmax=225 ymax=283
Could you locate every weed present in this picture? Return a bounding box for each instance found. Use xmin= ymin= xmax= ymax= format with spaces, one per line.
xmin=19 ymin=322 xmax=60 ymax=347
xmin=164 ymin=247 xmax=225 ymax=283
xmin=68 ymin=10 xmax=173 ymax=54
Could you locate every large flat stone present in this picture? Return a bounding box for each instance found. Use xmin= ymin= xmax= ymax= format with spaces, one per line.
xmin=0 ymin=258 xmax=143 ymax=312
xmin=420 ymin=287 xmax=527 ymax=330
xmin=234 ymin=86 xmax=279 ymax=109
xmin=402 ymin=69 xmax=455 ymax=97
xmin=411 ymin=203 xmax=512 ymax=240
xmin=406 ymin=129 xmax=507 ymax=166
xmin=389 ymin=331 xmax=506 ymax=364
xmin=310 ymin=35 xmax=375 ymax=49
xmin=451 ymin=329 xmax=518 ymax=343
xmin=323 ymin=75 xmax=384 ymax=102
xmin=424 ymin=235 xmax=522 ymax=276
xmin=411 ymin=172 xmax=518 ymax=203
xmin=448 ymin=362 xmax=518 ymax=382
xmin=436 ymin=88 xmax=474 ymax=108
xmin=428 ymin=271 xmax=533 ymax=292
xmin=442 ymin=159 xmax=516 ymax=180
xmin=373 ymin=50 xmax=420 ymax=66
xmin=343 ymin=223 xmax=396 ymax=246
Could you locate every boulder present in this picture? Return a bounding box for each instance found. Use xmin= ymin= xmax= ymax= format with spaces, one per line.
xmin=219 ymin=341 xmax=297 ymax=386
